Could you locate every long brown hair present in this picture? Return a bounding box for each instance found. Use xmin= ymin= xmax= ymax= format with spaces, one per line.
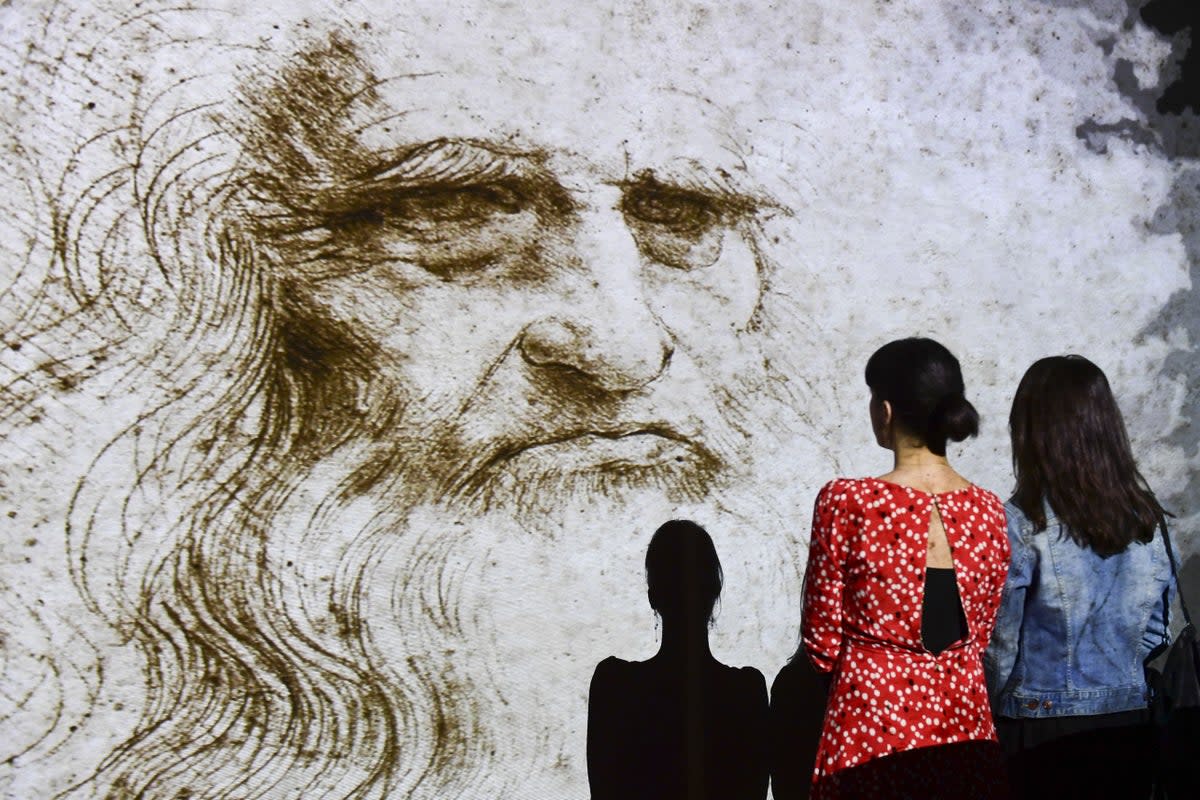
xmin=1009 ymin=355 xmax=1165 ymax=556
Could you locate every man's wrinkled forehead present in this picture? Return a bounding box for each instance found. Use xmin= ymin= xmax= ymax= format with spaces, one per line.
xmin=357 ymin=78 xmax=747 ymax=181
xmin=322 ymin=4 xmax=755 ymax=180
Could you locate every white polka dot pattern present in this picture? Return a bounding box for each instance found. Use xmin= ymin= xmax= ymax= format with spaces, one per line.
xmin=800 ymin=477 xmax=1010 ymax=780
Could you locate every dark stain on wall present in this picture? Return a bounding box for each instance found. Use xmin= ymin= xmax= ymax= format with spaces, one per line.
xmin=1070 ymin=0 xmax=1200 ymax=607
xmin=1066 ymin=2 xmax=1199 ymax=513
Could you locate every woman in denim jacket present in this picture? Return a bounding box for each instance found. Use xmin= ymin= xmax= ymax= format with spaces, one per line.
xmin=984 ymin=355 xmax=1176 ymax=798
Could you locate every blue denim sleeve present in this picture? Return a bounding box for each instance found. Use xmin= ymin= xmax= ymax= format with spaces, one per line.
xmin=1142 ymin=525 xmax=1179 ymax=655
xmin=984 ymin=509 xmax=1034 ymax=703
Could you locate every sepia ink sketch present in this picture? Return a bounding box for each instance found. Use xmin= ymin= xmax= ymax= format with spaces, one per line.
xmin=0 ymin=2 xmax=812 ymax=796
xmin=0 ymin=0 xmax=1195 ymax=798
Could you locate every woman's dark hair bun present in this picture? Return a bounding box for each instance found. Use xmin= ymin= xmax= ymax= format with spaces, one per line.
xmin=865 ymin=337 xmax=979 ymax=456
xmin=932 ymin=392 xmax=980 ymax=443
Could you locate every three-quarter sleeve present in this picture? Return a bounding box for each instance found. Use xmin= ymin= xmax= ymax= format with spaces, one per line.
xmin=983 ymin=510 xmax=1032 ymax=702
xmin=974 ymin=501 xmax=1012 ymax=654
xmin=801 ymin=481 xmax=852 ymax=674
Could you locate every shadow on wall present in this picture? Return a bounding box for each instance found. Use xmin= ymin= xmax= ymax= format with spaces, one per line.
xmin=1140 ymin=0 xmax=1200 ymax=120
xmin=587 ymin=521 xmax=770 ymax=800
xmin=1076 ymin=0 xmax=1200 ymax=611
xmin=1134 ymin=0 xmax=1200 ymax=622
xmin=768 ymin=653 xmax=827 ymax=800
xmin=1128 ymin=0 xmax=1200 ymax=507
xmin=1062 ymin=0 xmax=1200 ymax=623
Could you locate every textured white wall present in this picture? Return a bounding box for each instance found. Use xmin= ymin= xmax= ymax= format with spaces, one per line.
xmin=0 ymin=1 xmax=1194 ymax=797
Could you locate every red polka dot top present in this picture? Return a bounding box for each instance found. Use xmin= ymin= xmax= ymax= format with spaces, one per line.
xmin=800 ymin=477 xmax=1010 ymax=781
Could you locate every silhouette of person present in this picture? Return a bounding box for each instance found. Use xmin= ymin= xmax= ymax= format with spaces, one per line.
xmin=768 ymin=648 xmax=829 ymax=800
xmin=587 ymin=520 xmax=769 ymax=800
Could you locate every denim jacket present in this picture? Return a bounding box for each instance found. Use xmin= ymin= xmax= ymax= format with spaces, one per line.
xmin=984 ymin=499 xmax=1176 ymax=718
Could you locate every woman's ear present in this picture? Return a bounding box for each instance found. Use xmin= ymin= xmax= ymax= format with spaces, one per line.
xmin=870 ymin=395 xmax=894 ymax=449
xmin=879 ymin=400 xmax=894 ymax=448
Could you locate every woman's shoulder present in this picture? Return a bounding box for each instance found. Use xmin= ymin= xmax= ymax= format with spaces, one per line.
xmin=816 ymin=477 xmax=877 ymax=503
xmin=1002 ymin=497 xmax=1033 ymax=527
xmin=713 ymin=663 xmax=768 ymax=698
xmin=591 ymin=655 xmax=638 ymax=681
xmin=953 ymin=485 xmax=1008 ymax=534
xmin=811 ymin=478 xmax=884 ymax=524
xmin=963 ymin=484 xmax=1006 ymax=511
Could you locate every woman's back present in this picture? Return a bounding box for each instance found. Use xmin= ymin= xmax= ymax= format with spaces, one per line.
xmin=987 ymin=354 xmax=1176 ymax=799
xmin=985 ymin=501 xmax=1173 ymax=717
xmin=588 ymin=655 xmax=768 ymax=800
xmin=802 ymin=478 xmax=1009 ymax=778
xmin=797 ymin=338 xmax=1011 ymax=798
xmin=804 ymin=478 xmax=1007 ymax=662
xmin=988 ymin=355 xmax=1176 ymax=717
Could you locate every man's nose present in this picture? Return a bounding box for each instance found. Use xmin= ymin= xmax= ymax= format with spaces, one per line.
xmin=518 ymin=205 xmax=674 ymax=392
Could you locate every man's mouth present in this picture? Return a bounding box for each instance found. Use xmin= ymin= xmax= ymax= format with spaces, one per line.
xmin=480 ymin=426 xmax=706 ymax=474
xmin=436 ymin=425 xmax=725 ymax=511
xmin=497 ymin=429 xmax=698 ymax=473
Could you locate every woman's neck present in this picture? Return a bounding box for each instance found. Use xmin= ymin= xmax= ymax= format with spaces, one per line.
xmin=655 ymin=617 xmax=713 ymax=661
xmin=879 ymin=443 xmax=969 ymax=493
xmin=892 ymin=445 xmax=950 ymax=471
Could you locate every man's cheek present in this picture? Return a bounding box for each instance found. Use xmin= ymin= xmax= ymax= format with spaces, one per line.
xmin=646 ymin=230 xmax=761 ymax=347
xmin=374 ymin=289 xmax=537 ymax=407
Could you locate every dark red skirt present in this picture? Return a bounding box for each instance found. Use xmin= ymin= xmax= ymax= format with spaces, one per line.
xmin=812 ymin=739 xmax=1011 ymax=800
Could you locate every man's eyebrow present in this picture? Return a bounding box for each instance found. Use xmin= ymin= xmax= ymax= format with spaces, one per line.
xmin=357 ymin=139 xmax=545 ymax=189
xmin=619 ymin=160 xmax=773 ymax=213
xmin=283 ymin=139 xmax=565 ymax=223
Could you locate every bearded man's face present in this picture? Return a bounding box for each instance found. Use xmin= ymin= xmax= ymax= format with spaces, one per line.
xmin=249 ymin=23 xmax=777 ymax=521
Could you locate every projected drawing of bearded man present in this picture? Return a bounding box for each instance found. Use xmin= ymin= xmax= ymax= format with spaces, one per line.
xmin=7 ymin=2 xmax=805 ymax=798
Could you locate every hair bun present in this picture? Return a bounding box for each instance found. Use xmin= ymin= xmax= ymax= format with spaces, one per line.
xmin=865 ymin=337 xmax=977 ymax=456
xmin=933 ymin=393 xmax=980 ymax=443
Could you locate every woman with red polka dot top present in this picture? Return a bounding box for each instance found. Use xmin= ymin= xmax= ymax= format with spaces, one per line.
xmin=799 ymin=338 xmax=1011 ymax=799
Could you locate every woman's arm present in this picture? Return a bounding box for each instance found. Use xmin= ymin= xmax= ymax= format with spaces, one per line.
xmin=586 ymin=657 xmax=623 ymax=799
xmin=801 ymin=481 xmax=851 ymax=674
xmin=1142 ymin=521 xmax=1180 ymax=656
xmin=975 ymin=498 xmax=1013 ymax=654
xmin=983 ymin=509 xmax=1033 ymax=702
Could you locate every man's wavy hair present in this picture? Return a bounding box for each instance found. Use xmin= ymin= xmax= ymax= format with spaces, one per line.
xmin=10 ymin=9 xmax=495 ymax=798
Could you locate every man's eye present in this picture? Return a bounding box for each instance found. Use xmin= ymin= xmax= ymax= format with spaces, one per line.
xmin=386 ymin=183 xmax=525 ymax=224
xmin=621 ymin=187 xmax=720 ymax=231
xmin=619 ymin=183 xmax=732 ymax=270
xmin=319 ymin=179 xmax=542 ymax=282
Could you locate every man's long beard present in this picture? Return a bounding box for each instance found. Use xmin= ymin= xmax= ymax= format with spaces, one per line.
xmin=275 ymin=458 xmax=726 ymax=797
xmin=66 ymin=268 xmax=822 ymax=798
xmin=257 ymin=371 xmax=803 ymax=797
xmin=322 ymin=395 xmax=819 ymax=798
